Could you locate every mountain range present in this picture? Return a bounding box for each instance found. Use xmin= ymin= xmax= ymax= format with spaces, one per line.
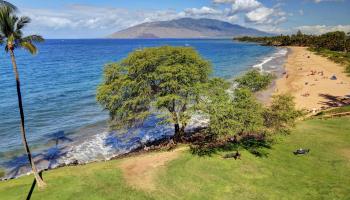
xmin=108 ymin=18 xmax=272 ymax=39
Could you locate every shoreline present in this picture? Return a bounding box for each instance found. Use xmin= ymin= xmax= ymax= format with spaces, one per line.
xmin=273 ymin=46 xmax=350 ymax=112
xmin=255 ymin=47 xmax=289 ymax=105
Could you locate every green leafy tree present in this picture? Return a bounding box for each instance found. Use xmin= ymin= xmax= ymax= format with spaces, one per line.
xmin=345 ymin=32 xmax=350 ymax=53
xmin=200 ymin=79 xmax=264 ymax=138
xmin=235 ymin=69 xmax=274 ymax=92
xmin=263 ymin=94 xmax=303 ymax=134
xmin=0 ymin=5 xmax=45 ymax=188
xmin=97 ymin=46 xmax=211 ymax=141
xmin=199 ymin=78 xmax=237 ymax=137
xmin=231 ymin=88 xmax=264 ymax=134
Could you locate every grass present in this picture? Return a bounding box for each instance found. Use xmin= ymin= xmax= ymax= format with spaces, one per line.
xmin=1 ymin=117 xmax=350 ymax=200
xmin=309 ymin=48 xmax=350 ymax=75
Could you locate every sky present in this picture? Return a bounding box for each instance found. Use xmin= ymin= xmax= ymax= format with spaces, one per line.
xmin=8 ymin=0 xmax=350 ymax=38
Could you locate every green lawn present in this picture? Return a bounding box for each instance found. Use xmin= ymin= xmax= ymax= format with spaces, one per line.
xmin=1 ymin=117 xmax=350 ymax=200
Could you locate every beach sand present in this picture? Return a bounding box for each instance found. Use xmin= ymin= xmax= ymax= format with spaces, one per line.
xmin=274 ymin=46 xmax=350 ymax=112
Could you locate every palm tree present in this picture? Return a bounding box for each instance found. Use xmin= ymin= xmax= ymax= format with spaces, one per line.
xmin=0 ymin=0 xmax=17 ymax=10
xmin=0 ymin=5 xmax=46 ymax=188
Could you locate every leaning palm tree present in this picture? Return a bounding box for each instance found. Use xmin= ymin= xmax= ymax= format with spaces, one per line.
xmin=0 ymin=5 xmax=46 ymax=188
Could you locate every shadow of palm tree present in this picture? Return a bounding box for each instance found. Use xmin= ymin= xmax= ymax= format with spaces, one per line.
xmin=35 ymin=146 xmax=68 ymax=169
xmin=3 ymin=131 xmax=72 ymax=178
xmin=3 ymin=146 xmax=68 ymax=178
xmin=26 ymin=171 xmax=43 ymax=200
xmin=46 ymin=130 xmax=73 ymax=146
xmin=319 ymin=93 xmax=350 ymax=107
xmin=2 ymin=154 xmax=34 ymax=178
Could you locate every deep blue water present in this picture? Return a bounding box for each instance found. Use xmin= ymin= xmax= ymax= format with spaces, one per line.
xmin=0 ymin=39 xmax=280 ymax=176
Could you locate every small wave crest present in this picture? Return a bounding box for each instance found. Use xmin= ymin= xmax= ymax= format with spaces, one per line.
xmin=253 ymin=48 xmax=288 ymax=72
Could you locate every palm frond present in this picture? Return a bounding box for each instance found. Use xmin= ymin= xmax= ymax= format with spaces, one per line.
xmin=0 ymin=6 xmax=15 ymax=37
xmin=16 ymin=16 xmax=30 ymax=30
xmin=20 ymin=41 xmax=37 ymax=55
xmin=0 ymin=1 xmax=17 ymax=11
xmin=0 ymin=4 xmax=44 ymax=54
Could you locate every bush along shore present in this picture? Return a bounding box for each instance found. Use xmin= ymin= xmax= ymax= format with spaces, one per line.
xmin=97 ymin=46 xmax=303 ymax=160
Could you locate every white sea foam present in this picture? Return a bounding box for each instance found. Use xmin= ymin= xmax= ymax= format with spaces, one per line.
xmin=253 ymin=48 xmax=288 ymax=72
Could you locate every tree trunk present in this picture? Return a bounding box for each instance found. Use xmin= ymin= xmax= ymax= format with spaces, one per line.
xmin=174 ymin=123 xmax=186 ymax=143
xmin=9 ymin=50 xmax=46 ymax=189
xmin=174 ymin=123 xmax=180 ymax=142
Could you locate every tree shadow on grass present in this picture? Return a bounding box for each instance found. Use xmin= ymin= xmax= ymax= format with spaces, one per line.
xmin=189 ymin=133 xmax=272 ymax=158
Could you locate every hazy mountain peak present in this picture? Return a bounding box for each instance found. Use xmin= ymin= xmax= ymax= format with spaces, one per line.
xmin=108 ymin=18 xmax=271 ymax=39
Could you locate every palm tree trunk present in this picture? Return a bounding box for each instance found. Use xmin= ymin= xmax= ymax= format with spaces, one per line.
xmin=9 ymin=50 xmax=46 ymax=189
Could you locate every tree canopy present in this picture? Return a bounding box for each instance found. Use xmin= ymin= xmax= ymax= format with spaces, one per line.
xmin=199 ymin=78 xmax=264 ymax=139
xmin=97 ymin=46 xmax=211 ymax=140
xmin=263 ymin=94 xmax=304 ymax=134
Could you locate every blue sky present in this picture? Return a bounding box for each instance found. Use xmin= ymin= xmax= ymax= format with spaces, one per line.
xmin=9 ymin=0 xmax=350 ymax=38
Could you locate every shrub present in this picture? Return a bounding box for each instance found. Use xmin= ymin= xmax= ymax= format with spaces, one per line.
xmin=263 ymin=94 xmax=304 ymax=134
xmin=235 ymin=69 xmax=274 ymax=92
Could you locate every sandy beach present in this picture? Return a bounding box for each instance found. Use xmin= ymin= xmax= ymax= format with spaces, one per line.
xmin=275 ymin=46 xmax=350 ymax=111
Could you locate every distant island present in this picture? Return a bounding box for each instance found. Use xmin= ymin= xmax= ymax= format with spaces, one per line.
xmin=108 ymin=18 xmax=272 ymax=39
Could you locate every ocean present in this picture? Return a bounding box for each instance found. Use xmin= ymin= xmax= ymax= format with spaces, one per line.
xmin=0 ymin=39 xmax=287 ymax=178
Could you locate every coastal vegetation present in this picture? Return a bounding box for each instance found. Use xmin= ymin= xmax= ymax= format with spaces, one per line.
xmin=0 ymin=3 xmax=45 ymax=188
xmin=1 ymin=116 xmax=349 ymax=200
xmin=98 ymin=48 xmax=302 ymax=157
xmin=235 ymin=31 xmax=350 ymax=74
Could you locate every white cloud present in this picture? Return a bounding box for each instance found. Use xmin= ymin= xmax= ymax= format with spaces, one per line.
xmin=231 ymin=0 xmax=261 ymax=13
xmin=245 ymin=7 xmax=274 ymax=24
xmin=312 ymin=0 xmax=343 ymax=3
xmin=296 ymin=25 xmax=350 ymax=35
xmin=184 ymin=6 xmax=222 ymax=16
xmin=213 ymin=0 xmax=287 ymax=26
xmin=214 ymin=0 xmax=261 ymax=13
